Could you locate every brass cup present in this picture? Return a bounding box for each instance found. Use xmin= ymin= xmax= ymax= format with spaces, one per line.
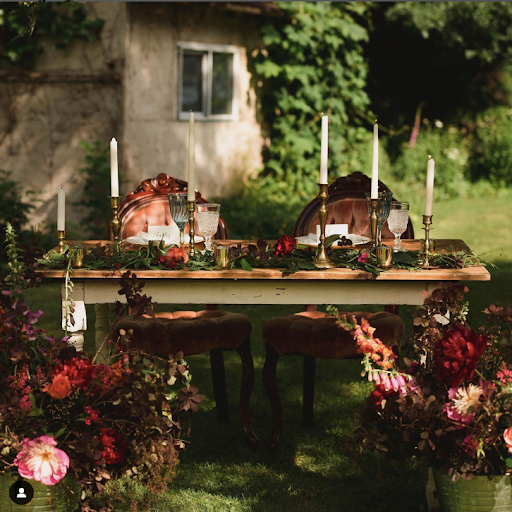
xmin=71 ymin=247 xmax=85 ymax=269
xmin=376 ymin=245 xmax=393 ymax=269
xmin=214 ymin=244 xmax=231 ymax=269
xmin=420 ymin=239 xmax=437 ymax=254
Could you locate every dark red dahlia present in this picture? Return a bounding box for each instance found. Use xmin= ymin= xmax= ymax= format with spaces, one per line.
xmin=98 ymin=428 xmax=127 ymax=465
xmin=275 ymin=235 xmax=296 ymax=257
xmin=434 ymin=324 xmax=487 ymax=387
xmin=369 ymin=383 xmax=398 ymax=410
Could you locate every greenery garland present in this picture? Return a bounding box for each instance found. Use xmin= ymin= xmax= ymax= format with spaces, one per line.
xmin=38 ymin=235 xmax=484 ymax=278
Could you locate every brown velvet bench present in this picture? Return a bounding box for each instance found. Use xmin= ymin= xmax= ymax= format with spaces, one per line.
xmin=113 ymin=310 xmax=257 ymax=447
xmin=261 ymin=310 xmax=405 ymax=450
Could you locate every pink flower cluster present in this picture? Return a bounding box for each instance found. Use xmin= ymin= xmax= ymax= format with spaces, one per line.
xmin=368 ymin=371 xmax=408 ymax=395
xmin=7 ymin=365 xmax=32 ymax=412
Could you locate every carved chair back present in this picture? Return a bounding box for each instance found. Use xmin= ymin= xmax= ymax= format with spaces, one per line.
xmin=113 ymin=173 xmax=228 ymax=240
xmin=293 ymin=172 xmax=414 ymax=239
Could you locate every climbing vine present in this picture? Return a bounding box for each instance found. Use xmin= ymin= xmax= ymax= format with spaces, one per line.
xmin=251 ymin=2 xmax=371 ymax=198
xmin=0 ymin=2 xmax=104 ymax=70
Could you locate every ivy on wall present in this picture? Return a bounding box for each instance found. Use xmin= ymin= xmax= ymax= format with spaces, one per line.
xmin=0 ymin=2 xmax=104 ymax=70
xmin=252 ymin=2 xmax=371 ymax=199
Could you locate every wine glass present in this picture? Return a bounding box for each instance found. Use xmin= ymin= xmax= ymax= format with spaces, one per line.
xmin=365 ymin=191 xmax=392 ymax=244
xmin=167 ymin=193 xmax=188 ymax=247
xmin=387 ymin=201 xmax=410 ymax=252
xmin=197 ymin=203 xmax=220 ymax=252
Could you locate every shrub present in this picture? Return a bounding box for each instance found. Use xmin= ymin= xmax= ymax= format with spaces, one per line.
xmin=74 ymin=141 xmax=122 ymax=239
xmin=468 ymin=105 xmax=512 ymax=187
xmin=387 ymin=124 xmax=470 ymax=200
xmin=215 ymin=175 xmax=305 ymax=239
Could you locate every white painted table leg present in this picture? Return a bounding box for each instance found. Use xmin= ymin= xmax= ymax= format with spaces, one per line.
xmin=94 ymin=304 xmax=111 ymax=364
xmin=61 ymin=282 xmax=87 ymax=352
xmin=426 ymin=467 xmax=439 ymax=511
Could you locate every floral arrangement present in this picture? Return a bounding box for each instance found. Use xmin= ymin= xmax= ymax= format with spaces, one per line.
xmin=0 ymin=225 xmax=202 ymax=510
xmin=329 ymin=283 xmax=512 ymax=480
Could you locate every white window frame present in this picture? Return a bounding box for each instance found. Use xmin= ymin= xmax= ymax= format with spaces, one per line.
xmin=178 ymin=41 xmax=239 ymax=122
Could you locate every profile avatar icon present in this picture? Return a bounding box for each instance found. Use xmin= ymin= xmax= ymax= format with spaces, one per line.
xmin=9 ymin=479 xmax=34 ymax=505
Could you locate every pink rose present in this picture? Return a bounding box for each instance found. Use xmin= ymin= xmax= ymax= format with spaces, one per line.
xmin=14 ymin=436 xmax=69 ymax=485
xmin=358 ymin=251 xmax=369 ymax=263
xmin=503 ymin=427 xmax=512 ymax=453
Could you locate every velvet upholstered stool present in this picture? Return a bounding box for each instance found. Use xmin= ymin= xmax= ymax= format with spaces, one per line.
xmin=114 ymin=310 xmax=258 ymax=446
xmin=261 ymin=310 xmax=405 ymax=449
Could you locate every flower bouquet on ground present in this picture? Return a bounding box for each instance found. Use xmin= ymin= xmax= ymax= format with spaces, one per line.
xmin=330 ymin=282 xmax=512 ymax=481
xmin=0 ymin=225 xmax=202 ymax=511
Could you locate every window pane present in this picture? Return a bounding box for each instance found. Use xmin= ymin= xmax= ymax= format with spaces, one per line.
xmin=212 ymin=52 xmax=233 ymax=115
xmin=182 ymin=51 xmax=204 ymax=112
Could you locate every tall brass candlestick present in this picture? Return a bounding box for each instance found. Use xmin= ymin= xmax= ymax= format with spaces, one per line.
xmin=187 ymin=200 xmax=197 ymax=258
xmin=110 ymin=196 xmax=121 ymax=254
xmin=419 ymin=214 xmax=433 ymax=267
xmin=369 ymin=198 xmax=379 ymax=249
xmin=313 ymin=183 xmax=335 ymax=269
xmin=56 ymin=229 xmax=66 ymax=253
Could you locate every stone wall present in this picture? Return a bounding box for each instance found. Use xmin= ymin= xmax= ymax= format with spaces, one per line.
xmin=0 ymin=3 xmax=124 ymax=232
xmin=0 ymin=2 xmax=265 ymax=233
xmin=122 ymin=2 xmax=263 ymax=200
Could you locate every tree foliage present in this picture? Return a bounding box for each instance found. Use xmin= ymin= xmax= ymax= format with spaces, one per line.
xmin=252 ymin=2 xmax=371 ymax=199
xmin=0 ymin=2 xmax=104 ymax=70
xmin=387 ymin=2 xmax=512 ymax=65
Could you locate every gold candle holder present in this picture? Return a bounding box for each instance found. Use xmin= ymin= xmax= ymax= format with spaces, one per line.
xmin=110 ymin=196 xmax=121 ymax=254
xmin=369 ymin=198 xmax=379 ymax=249
xmin=312 ymin=183 xmax=336 ymax=269
xmin=187 ymin=200 xmax=197 ymax=258
xmin=71 ymin=246 xmax=85 ymax=268
xmin=419 ymin=214 xmax=433 ymax=267
xmin=376 ymin=245 xmax=393 ymax=269
xmin=56 ymin=229 xmax=66 ymax=253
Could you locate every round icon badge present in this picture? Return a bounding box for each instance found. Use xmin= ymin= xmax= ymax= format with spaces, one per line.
xmin=9 ymin=479 xmax=34 ymax=505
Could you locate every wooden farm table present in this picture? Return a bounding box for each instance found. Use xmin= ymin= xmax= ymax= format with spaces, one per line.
xmin=36 ymin=239 xmax=490 ymax=353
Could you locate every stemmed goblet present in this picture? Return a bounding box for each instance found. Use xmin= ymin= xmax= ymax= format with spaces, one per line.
xmin=387 ymin=201 xmax=410 ymax=252
xmin=197 ymin=203 xmax=220 ymax=252
xmin=168 ymin=192 xmax=189 ymax=248
xmin=365 ymin=191 xmax=393 ymax=244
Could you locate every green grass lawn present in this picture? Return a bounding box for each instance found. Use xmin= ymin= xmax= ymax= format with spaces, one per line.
xmin=24 ymin=190 xmax=512 ymax=511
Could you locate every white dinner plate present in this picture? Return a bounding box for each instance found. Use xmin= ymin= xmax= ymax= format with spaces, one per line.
xmin=125 ymin=234 xmax=204 ymax=246
xmin=296 ymin=233 xmax=370 ymax=247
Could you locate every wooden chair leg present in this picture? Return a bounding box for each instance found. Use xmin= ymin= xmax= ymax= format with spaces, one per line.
xmin=384 ymin=304 xmax=400 ymax=315
xmin=303 ymin=356 xmax=316 ymax=428
xmin=262 ymin=343 xmax=282 ymax=450
xmin=209 ymin=349 xmax=229 ymax=422
xmin=237 ymin=336 xmax=259 ymax=448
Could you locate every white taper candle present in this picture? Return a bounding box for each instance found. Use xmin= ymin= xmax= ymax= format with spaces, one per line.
xmin=320 ymin=114 xmax=328 ymax=184
xmin=57 ymin=188 xmax=65 ymax=231
xmin=110 ymin=138 xmax=119 ymax=197
xmin=187 ymin=112 xmax=196 ymax=201
xmin=371 ymin=121 xmax=379 ymax=199
xmin=425 ymin=155 xmax=435 ymax=216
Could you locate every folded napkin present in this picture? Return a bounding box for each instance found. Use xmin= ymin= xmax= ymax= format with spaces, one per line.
xmin=315 ymin=224 xmax=348 ymax=243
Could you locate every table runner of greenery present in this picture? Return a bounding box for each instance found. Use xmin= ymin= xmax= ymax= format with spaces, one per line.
xmin=37 ymin=235 xmax=484 ymax=277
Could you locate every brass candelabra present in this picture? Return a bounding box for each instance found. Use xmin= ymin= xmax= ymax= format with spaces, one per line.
xmin=187 ymin=200 xmax=197 ymax=258
xmin=56 ymin=229 xmax=66 ymax=253
xmin=369 ymin=198 xmax=379 ymax=249
xmin=110 ymin=196 xmax=121 ymax=254
xmin=419 ymin=214 xmax=433 ymax=267
xmin=312 ymin=183 xmax=335 ymax=269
